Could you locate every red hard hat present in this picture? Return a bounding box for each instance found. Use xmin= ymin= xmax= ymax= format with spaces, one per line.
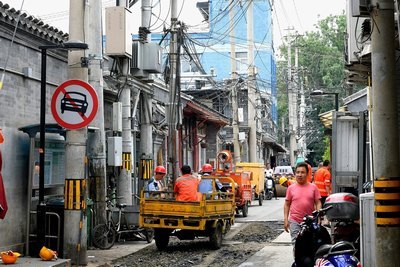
xmin=155 ymin=166 xmax=166 ymax=174
xmin=202 ymin=164 xmax=213 ymax=173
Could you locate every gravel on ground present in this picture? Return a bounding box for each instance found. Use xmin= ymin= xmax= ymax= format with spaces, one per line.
xmin=106 ymin=221 xmax=284 ymax=267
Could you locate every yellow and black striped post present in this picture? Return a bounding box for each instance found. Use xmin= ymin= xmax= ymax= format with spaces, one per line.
xmin=64 ymin=179 xmax=87 ymax=210
xmin=139 ymin=158 xmax=153 ymax=180
xmin=122 ymin=152 xmax=132 ymax=171
xmin=374 ymin=178 xmax=400 ymax=226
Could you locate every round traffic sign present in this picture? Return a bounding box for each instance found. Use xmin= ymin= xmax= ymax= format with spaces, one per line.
xmin=51 ymin=79 xmax=98 ymax=130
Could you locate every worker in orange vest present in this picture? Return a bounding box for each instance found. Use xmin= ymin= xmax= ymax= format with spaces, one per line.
xmin=313 ymin=159 xmax=332 ymax=205
xmin=305 ymin=160 xmax=313 ymax=183
xmin=174 ymin=165 xmax=201 ymax=201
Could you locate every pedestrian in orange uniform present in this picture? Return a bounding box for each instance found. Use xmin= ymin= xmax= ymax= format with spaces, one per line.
xmin=305 ymin=160 xmax=313 ymax=183
xmin=313 ymin=159 xmax=331 ymax=205
xmin=174 ymin=165 xmax=201 ymax=201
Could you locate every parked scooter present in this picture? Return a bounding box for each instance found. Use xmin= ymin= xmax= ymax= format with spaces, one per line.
xmin=292 ymin=206 xmax=361 ymax=267
xmin=264 ymin=177 xmax=274 ymax=200
xmin=324 ymin=193 xmax=361 ymax=260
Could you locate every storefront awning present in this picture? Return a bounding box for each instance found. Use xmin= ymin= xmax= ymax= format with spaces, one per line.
xmin=184 ymin=101 xmax=229 ymax=126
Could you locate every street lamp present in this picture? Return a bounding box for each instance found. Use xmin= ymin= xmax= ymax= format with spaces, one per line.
xmin=310 ymin=89 xmax=339 ymax=111
xmin=37 ymin=40 xmax=88 ymax=251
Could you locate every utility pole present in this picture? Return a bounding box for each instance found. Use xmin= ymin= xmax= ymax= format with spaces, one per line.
xmin=229 ymin=0 xmax=241 ymax=164
xmin=281 ymin=119 xmax=285 ymax=148
xmin=370 ymin=0 xmax=400 ymax=265
xmin=117 ymin=0 xmax=133 ymax=205
xmin=286 ymin=28 xmax=296 ymax=167
xmin=299 ymin=68 xmax=307 ymax=158
xmin=247 ymin=0 xmax=257 ymax=162
xmin=294 ymin=45 xmax=304 ymax=159
xmin=138 ymin=0 xmax=152 ymax=204
xmin=167 ymin=0 xmax=180 ymax=183
xmin=64 ymin=0 xmax=88 ymax=264
xmin=87 ymin=0 xmax=107 ymax=227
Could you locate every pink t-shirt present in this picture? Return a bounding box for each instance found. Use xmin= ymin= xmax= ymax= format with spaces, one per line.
xmin=286 ymin=182 xmax=321 ymax=223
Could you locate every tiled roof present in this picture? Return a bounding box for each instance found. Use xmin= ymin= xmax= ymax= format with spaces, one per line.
xmin=0 ymin=1 xmax=68 ymax=43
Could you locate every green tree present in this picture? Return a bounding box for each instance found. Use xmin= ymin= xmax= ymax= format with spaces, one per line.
xmin=277 ymin=14 xmax=347 ymax=165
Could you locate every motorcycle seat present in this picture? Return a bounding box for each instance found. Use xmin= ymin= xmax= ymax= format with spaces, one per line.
xmin=315 ymin=241 xmax=356 ymax=259
xmin=331 ymin=241 xmax=355 ymax=252
xmin=315 ymin=244 xmax=332 ymax=259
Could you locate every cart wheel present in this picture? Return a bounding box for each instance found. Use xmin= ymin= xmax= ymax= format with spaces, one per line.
xmin=209 ymin=223 xmax=223 ymax=249
xmin=258 ymin=193 xmax=263 ymax=206
xmin=92 ymin=224 xmax=116 ymax=250
xmin=154 ymin=229 xmax=170 ymax=250
xmin=242 ymin=202 xmax=248 ymax=217
xmin=145 ymin=228 xmax=154 ymax=243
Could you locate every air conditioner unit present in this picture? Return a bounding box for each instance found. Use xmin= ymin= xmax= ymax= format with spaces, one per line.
xmin=346 ymin=0 xmax=371 ymax=64
xmin=360 ymin=192 xmax=376 ymax=267
xmin=351 ymin=0 xmax=370 ymax=17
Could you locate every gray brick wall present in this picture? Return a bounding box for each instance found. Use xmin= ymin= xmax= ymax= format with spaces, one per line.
xmin=0 ymin=29 xmax=68 ymax=251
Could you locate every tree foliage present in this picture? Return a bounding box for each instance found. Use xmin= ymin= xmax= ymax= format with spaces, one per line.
xmin=276 ymin=14 xmax=346 ymax=165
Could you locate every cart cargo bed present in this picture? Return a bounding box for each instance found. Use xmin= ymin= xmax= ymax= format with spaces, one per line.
xmin=140 ymin=192 xmax=235 ymax=230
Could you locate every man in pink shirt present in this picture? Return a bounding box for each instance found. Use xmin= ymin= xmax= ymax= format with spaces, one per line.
xmin=284 ymin=162 xmax=321 ymax=246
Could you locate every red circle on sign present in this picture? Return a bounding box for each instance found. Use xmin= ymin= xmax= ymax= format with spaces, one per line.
xmin=51 ymin=79 xmax=98 ymax=130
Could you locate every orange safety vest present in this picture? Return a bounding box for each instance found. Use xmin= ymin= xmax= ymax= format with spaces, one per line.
xmin=307 ymin=164 xmax=312 ymax=183
xmin=174 ymin=174 xmax=201 ymax=201
xmin=313 ymin=167 xmax=331 ymax=197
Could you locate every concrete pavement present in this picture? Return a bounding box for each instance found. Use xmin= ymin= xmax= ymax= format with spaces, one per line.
xmin=86 ymin=241 xmax=151 ymax=267
xmin=239 ymin=231 xmax=294 ymax=267
xmin=0 ymin=257 xmax=70 ymax=266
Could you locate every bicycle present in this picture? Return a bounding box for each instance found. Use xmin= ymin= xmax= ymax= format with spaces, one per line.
xmin=92 ymin=198 xmax=154 ymax=249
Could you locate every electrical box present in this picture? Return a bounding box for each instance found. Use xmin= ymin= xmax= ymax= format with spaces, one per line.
xmin=238 ymin=132 xmax=246 ymax=141
xmin=131 ymin=41 xmax=143 ymax=70
xmin=105 ymin=6 xmax=133 ymax=57
xmin=107 ymin=136 xmax=122 ymax=166
xmin=360 ymin=192 xmax=376 ymax=267
xmin=112 ymin=102 xmax=122 ymax=132
xmin=143 ymin=42 xmax=162 ymax=73
xmin=131 ymin=41 xmax=163 ymax=77
xmin=238 ymin=108 xmax=244 ymax=122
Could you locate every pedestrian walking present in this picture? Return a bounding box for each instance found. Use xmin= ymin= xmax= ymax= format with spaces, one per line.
xmin=313 ymin=160 xmax=332 ymax=205
xmin=284 ymin=162 xmax=321 ymax=246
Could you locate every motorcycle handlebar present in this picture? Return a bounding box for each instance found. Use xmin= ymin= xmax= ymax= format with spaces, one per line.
xmin=311 ymin=205 xmax=333 ymax=218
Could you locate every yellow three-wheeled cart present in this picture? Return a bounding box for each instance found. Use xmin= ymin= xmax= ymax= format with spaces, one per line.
xmin=139 ymin=178 xmax=236 ymax=250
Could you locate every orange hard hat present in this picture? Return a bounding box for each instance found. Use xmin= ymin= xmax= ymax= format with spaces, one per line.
xmin=279 ymin=177 xmax=288 ymax=186
xmin=154 ymin=165 xmax=166 ymax=174
xmin=201 ymin=164 xmax=213 ymax=173
xmin=39 ymin=246 xmax=57 ymax=261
